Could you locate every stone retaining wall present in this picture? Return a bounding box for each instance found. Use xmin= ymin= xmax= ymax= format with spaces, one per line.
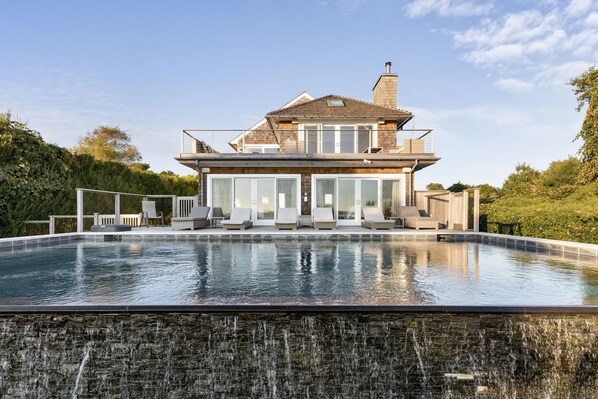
xmin=1 ymin=311 xmax=597 ymax=398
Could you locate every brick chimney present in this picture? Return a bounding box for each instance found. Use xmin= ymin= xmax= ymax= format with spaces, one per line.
xmin=372 ymin=61 xmax=397 ymax=109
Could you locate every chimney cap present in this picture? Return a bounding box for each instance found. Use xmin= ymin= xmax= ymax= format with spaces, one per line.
xmin=385 ymin=61 xmax=391 ymax=73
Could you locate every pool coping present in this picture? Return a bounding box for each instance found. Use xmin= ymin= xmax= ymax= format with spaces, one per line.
xmin=2 ymin=230 xmax=597 ymax=260
xmin=1 ymin=305 xmax=598 ymax=314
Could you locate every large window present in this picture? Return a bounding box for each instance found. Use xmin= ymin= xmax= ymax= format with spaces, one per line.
xmin=212 ymin=178 xmax=232 ymax=218
xmin=306 ymin=125 xmax=318 ymax=154
xmin=277 ymin=179 xmax=297 ymax=209
xmin=302 ymin=124 xmax=374 ymax=154
xmin=315 ymin=179 xmax=336 ymax=214
xmin=382 ymin=180 xmax=402 ymax=218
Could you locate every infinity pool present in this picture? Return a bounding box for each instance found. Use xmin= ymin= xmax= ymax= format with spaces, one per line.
xmin=1 ymin=240 xmax=597 ymax=305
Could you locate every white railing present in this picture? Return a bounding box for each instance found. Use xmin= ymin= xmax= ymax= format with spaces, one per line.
xmin=76 ymin=188 xmax=179 ymax=233
xmin=24 ymin=191 xmax=199 ymax=234
xmin=94 ymin=213 xmax=144 ymax=227
xmin=177 ymin=196 xmax=199 ymax=218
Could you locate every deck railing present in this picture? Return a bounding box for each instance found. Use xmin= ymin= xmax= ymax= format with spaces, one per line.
xmin=180 ymin=128 xmax=433 ymax=155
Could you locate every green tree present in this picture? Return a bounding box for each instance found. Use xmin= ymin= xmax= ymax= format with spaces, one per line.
xmin=501 ymin=163 xmax=541 ymax=196
xmin=426 ymin=182 xmax=445 ymax=190
xmin=570 ymin=66 xmax=598 ymax=184
xmin=447 ymin=181 xmax=471 ymax=192
xmin=72 ymin=126 xmax=141 ymax=164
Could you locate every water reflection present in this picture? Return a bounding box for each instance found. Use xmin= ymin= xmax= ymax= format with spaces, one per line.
xmin=0 ymin=241 xmax=597 ymax=305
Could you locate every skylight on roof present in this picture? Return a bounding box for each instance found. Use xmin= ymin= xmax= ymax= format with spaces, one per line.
xmin=327 ymin=99 xmax=345 ymax=107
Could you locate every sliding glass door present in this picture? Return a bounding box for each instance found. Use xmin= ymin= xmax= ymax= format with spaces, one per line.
xmin=314 ymin=175 xmax=404 ymax=225
xmin=210 ymin=176 xmax=300 ymax=225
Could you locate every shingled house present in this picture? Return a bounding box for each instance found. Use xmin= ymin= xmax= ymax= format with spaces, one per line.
xmin=176 ymin=62 xmax=439 ymax=226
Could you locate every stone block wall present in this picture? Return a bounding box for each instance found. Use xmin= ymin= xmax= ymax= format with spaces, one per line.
xmin=1 ymin=311 xmax=597 ymax=398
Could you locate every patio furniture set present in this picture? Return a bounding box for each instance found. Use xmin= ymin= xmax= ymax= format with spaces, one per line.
xmin=169 ymin=205 xmax=439 ymax=231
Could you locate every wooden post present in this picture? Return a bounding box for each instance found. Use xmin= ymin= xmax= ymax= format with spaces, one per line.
xmin=473 ymin=189 xmax=480 ymax=232
xmin=76 ymin=189 xmax=84 ymax=232
xmin=115 ymin=193 xmax=121 ymax=224
xmin=463 ymin=190 xmax=469 ymax=231
xmin=448 ymin=192 xmax=454 ymax=230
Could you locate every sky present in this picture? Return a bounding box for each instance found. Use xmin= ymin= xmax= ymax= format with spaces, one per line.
xmin=1 ymin=0 xmax=596 ymax=189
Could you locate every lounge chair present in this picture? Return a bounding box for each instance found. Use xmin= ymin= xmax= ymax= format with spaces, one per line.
xmin=361 ymin=207 xmax=395 ymax=230
xmin=222 ymin=208 xmax=253 ymax=230
xmin=312 ymin=207 xmax=337 ymax=230
xmin=275 ymin=208 xmax=298 ymax=230
xmin=141 ymin=200 xmax=164 ymax=227
xmin=171 ymin=206 xmax=210 ymax=231
xmin=400 ymin=206 xmax=438 ymax=230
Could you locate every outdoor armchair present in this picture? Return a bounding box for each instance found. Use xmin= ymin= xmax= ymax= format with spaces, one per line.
xmin=361 ymin=207 xmax=395 ymax=230
xmin=312 ymin=207 xmax=337 ymax=230
xmin=171 ymin=206 xmax=210 ymax=231
xmin=222 ymin=208 xmax=253 ymax=230
xmin=275 ymin=208 xmax=298 ymax=230
xmin=400 ymin=206 xmax=439 ymax=230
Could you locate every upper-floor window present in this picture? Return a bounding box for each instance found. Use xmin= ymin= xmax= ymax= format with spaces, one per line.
xmin=303 ymin=124 xmax=374 ymax=154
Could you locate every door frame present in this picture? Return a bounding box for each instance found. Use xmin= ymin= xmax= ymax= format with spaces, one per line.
xmin=311 ymin=174 xmax=406 ymax=226
xmin=207 ymin=174 xmax=301 ymax=225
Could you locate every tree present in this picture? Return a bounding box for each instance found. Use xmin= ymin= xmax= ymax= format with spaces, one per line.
xmin=570 ymin=66 xmax=598 ymax=184
xmin=72 ymin=126 xmax=141 ymax=164
xmin=447 ymin=181 xmax=471 ymax=192
xmin=501 ymin=163 xmax=541 ymax=196
xmin=426 ymin=182 xmax=445 ymax=190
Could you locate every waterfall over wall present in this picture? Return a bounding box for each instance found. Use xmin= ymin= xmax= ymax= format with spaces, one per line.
xmin=1 ymin=311 xmax=597 ymax=398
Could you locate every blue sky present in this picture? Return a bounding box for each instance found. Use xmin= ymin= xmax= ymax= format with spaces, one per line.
xmin=1 ymin=0 xmax=596 ymax=189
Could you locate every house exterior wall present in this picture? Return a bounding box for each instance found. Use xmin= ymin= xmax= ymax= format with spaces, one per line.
xmin=207 ymin=166 xmax=409 ymax=215
xmin=278 ymin=122 xmax=300 ymax=154
xmin=239 ymin=125 xmax=278 ymax=147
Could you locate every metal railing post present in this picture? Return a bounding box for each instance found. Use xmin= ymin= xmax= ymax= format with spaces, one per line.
xmin=49 ymin=216 xmax=56 ymax=235
xmin=181 ymin=130 xmax=185 ymax=154
xmin=115 ymin=193 xmax=121 ymax=224
xmin=76 ymin=189 xmax=84 ymax=232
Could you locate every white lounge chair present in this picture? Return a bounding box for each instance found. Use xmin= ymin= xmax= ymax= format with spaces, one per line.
xmin=275 ymin=208 xmax=298 ymax=230
xmin=400 ymin=206 xmax=438 ymax=230
xmin=141 ymin=200 xmax=164 ymax=227
xmin=222 ymin=208 xmax=253 ymax=230
xmin=361 ymin=207 xmax=395 ymax=230
xmin=171 ymin=206 xmax=210 ymax=231
xmin=312 ymin=207 xmax=337 ymax=230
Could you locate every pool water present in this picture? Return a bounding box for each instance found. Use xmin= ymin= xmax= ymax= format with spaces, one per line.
xmin=1 ymin=241 xmax=597 ymax=305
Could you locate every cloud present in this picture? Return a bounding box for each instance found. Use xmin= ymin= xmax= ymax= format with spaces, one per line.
xmin=534 ymin=60 xmax=593 ymax=87
xmin=565 ymin=0 xmax=592 ymax=16
xmin=495 ymin=78 xmax=534 ymax=92
xmin=586 ymin=11 xmax=598 ymax=27
xmin=448 ymin=1 xmax=598 ymax=91
xmin=404 ymin=0 xmax=493 ymax=18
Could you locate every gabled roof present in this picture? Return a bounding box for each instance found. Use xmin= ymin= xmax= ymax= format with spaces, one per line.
xmin=265 ymin=95 xmax=413 ymax=120
xmin=228 ymin=91 xmax=314 ymax=147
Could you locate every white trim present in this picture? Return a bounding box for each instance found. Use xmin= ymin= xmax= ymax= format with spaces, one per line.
xmin=311 ymin=174 xmax=406 ymax=226
xmin=296 ymin=123 xmax=377 ymax=154
xmin=207 ymin=174 xmax=302 ymax=225
xmin=228 ymin=92 xmax=314 ymax=147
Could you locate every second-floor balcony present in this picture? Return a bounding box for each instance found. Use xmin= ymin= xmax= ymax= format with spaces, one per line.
xmin=179 ymin=128 xmax=434 ymax=156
